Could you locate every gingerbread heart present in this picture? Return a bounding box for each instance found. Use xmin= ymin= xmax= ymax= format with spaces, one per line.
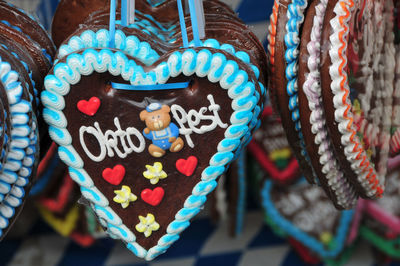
xmin=261 ymin=179 xmax=358 ymax=260
xmin=42 ymin=45 xmax=261 ymax=260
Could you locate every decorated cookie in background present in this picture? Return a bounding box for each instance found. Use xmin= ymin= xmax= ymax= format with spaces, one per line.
xmin=36 ymin=173 xmax=103 ymax=248
xmin=261 ymin=178 xmax=360 ymax=262
xmin=51 ymin=0 xmax=236 ymax=47
xmin=38 ymin=201 xmax=103 ymax=247
xmin=0 ymin=99 xmax=8 ymax=173
xmin=319 ymin=0 xmax=394 ymax=200
xmin=0 ymin=1 xmax=56 ymax=60
xmin=0 ymin=19 xmax=54 ymax=158
xmin=0 ymin=22 xmax=51 ymax=82
xmin=42 ymin=44 xmax=262 ymax=259
xmin=0 ymin=50 xmax=38 ymax=240
xmin=360 ymin=223 xmax=400 ymax=260
xmin=297 ymin=0 xmax=356 ymax=209
xmin=267 ymin=0 xmax=317 ymax=185
xmin=34 ymin=156 xmax=103 ymax=247
xmin=248 ymin=106 xmax=300 ymax=185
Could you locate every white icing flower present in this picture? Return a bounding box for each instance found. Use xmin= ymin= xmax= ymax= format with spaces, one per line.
xmin=143 ymin=162 xmax=167 ymax=184
xmin=135 ymin=213 xmax=160 ymax=237
xmin=113 ymin=185 xmax=137 ymax=208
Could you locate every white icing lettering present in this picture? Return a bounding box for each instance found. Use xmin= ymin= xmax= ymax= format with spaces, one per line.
xmin=79 ymin=118 xmax=146 ymax=162
xmin=171 ymin=94 xmax=228 ymax=148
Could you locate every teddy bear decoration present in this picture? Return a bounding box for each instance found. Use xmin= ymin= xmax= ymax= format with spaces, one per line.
xmin=140 ymin=103 xmax=184 ymax=157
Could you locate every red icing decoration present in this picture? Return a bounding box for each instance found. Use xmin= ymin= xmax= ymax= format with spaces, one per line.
xmin=77 ymin=97 xmax=101 ymax=116
xmin=176 ymin=156 xmax=198 ymax=177
xmin=141 ymin=187 xmax=165 ymax=206
xmin=102 ymin=165 xmax=125 ymax=185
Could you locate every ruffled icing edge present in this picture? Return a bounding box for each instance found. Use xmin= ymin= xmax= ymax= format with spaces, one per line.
xmin=328 ymin=0 xmax=383 ymax=198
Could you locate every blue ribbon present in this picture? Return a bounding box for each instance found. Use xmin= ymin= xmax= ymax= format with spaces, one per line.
xmin=121 ymin=0 xmax=128 ymax=26
xmin=188 ymin=0 xmax=201 ymax=47
xmin=111 ymin=81 xmax=190 ymax=91
xmin=177 ymin=0 xmax=189 ymax=47
xmin=108 ymin=0 xmax=116 ymax=48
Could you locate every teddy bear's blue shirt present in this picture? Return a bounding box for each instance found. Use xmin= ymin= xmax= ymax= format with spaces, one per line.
xmin=143 ymin=123 xmax=180 ymax=150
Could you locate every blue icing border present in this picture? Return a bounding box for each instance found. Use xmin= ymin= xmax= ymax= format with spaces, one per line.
xmin=42 ymin=47 xmax=261 ymax=260
xmin=261 ymin=179 xmax=354 ymax=258
xmin=0 ymin=56 xmax=36 ymax=235
xmin=284 ymin=0 xmax=315 ymax=173
xmin=0 ymin=44 xmax=40 ymax=109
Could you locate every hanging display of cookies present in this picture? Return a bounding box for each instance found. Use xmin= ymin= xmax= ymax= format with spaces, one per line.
xmin=0 ymin=0 xmax=398 ymax=264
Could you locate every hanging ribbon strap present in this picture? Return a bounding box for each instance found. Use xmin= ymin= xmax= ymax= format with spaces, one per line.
xmin=108 ymin=0 xmax=117 ymax=48
xmin=178 ymin=0 xmax=205 ymax=48
xmin=121 ymin=0 xmax=135 ymax=26
xmin=177 ymin=0 xmax=189 ymax=47
xmin=110 ymin=0 xmax=207 ymax=91
xmin=111 ymin=81 xmax=190 ymax=91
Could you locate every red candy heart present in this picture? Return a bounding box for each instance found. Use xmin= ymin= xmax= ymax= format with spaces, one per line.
xmin=141 ymin=187 xmax=165 ymax=206
xmin=176 ymin=156 xmax=198 ymax=177
xmin=77 ymin=97 xmax=101 ymax=116
xmin=102 ymin=165 xmax=125 ymax=185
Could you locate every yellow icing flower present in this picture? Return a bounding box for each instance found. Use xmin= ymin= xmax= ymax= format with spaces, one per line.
xmin=135 ymin=213 xmax=160 ymax=237
xmin=320 ymin=232 xmax=333 ymax=245
xmin=269 ymin=148 xmax=292 ymax=161
xmin=113 ymin=185 xmax=137 ymax=208
xmin=143 ymin=162 xmax=167 ymax=184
